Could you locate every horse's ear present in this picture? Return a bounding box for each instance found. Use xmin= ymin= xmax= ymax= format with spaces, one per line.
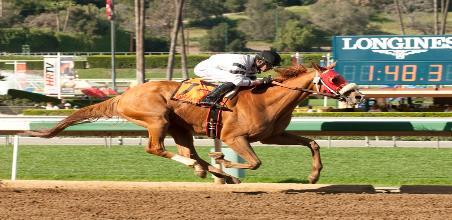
xmin=311 ymin=62 xmax=321 ymax=71
xmin=327 ymin=62 xmax=336 ymax=69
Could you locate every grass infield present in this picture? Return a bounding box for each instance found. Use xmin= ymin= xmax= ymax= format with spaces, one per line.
xmin=1 ymin=145 xmax=451 ymax=185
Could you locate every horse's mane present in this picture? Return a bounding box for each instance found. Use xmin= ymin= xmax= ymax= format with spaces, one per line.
xmin=273 ymin=64 xmax=308 ymax=82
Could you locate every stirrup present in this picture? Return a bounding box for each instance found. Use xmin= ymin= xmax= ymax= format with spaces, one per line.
xmin=199 ymin=100 xmax=215 ymax=106
xmin=199 ymin=98 xmax=225 ymax=109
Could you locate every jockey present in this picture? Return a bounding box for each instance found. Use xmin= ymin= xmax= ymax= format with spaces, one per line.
xmin=194 ymin=50 xmax=281 ymax=108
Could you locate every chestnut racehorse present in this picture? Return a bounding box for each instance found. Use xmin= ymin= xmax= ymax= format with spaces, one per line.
xmin=26 ymin=63 xmax=362 ymax=184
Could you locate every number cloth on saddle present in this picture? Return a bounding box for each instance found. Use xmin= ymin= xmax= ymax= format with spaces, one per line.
xmin=172 ymin=78 xmax=223 ymax=105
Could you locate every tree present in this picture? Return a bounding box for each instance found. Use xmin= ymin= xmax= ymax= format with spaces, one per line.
xmin=146 ymin=0 xmax=175 ymax=38
xmin=239 ymin=0 xmax=295 ymax=41
xmin=166 ymin=0 xmax=185 ymax=80
xmin=385 ymin=0 xmax=449 ymax=35
xmin=179 ymin=16 xmax=188 ymax=79
xmin=309 ymin=0 xmax=372 ymax=35
xmin=74 ymin=0 xmax=105 ymax=8
xmin=113 ymin=2 xmax=135 ymax=33
xmin=394 ymin=0 xmax=406 ymax=35
xmin=66 ymin=4 xmax=109 ymax=35
xmin=23 ymin=13 xmax=58 ymax=30
xmin=275 ymin=0 xmax=304 ymax=6
xmin=273 ymin=20 xmax=317 ymax=51
xmin=440 ymin=0 xmax=450 ymax=34
xmin=224 ymin=0 xmax=246 ymax=12
xmin=185 ymin=0 xmax=226 ymax=20
xmin=23 ymin=0 xmax=74 ymax=32
xmin=146 ymin=0 xmax=227 ymax=37
xmin=135 ymin=0 xmax=145 ymax=84
xmin=200 ymin=23 xmax=247 ymax=52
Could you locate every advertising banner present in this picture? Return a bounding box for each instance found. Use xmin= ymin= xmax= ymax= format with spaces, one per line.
xmin=43 ymin=54 xmax=76 ymax=98
xmin=43 ymin=56 xmax=59 ymax=95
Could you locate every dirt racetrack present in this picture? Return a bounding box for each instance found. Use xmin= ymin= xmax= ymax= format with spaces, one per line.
xmin=1 ymin=180 xmax=452 ymax=219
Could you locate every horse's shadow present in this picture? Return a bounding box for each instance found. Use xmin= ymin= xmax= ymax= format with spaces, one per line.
xmin=282 ymin=185 xmax=376 ymax=194
xmin=277 ymin=178 xmax=310 ymax=184
xmin=280 ymin=185 xmax=452 ymax=195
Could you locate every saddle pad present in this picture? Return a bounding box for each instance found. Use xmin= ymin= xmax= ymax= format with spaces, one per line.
xmin=172 ymin=78 xmax=217 ymax=105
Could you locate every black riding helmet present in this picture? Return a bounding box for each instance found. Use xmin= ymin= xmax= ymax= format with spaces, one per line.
xmin=257 ymin=50 xmax=281 ymax=67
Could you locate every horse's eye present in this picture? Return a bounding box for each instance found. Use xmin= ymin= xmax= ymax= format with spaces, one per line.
xmin=331 ymin=77 xmax=339 ymax=84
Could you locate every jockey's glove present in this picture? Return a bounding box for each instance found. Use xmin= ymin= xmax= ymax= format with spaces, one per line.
xmin=262 ymin=76 xmax=273 ymax=85
xmin=251 ymin=76 xmax=273 ymax=86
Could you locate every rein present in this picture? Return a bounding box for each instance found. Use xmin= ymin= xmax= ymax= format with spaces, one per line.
xmin=271 ymin=81 xmax=338 ymax=98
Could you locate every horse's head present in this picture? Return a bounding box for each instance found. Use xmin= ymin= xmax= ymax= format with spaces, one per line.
xmin=311 ymin=63 xmax=363 ymax=106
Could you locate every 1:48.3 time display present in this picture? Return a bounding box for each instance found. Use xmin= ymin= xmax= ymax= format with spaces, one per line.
xmin=339 ymin=62 xmax=452 ymax=85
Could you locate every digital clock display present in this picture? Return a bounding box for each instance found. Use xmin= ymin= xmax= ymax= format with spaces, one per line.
xmin=333 ymin=35 xmax=452 ymax=85
xmin=338 ymin=61 xmax=452 ymax=85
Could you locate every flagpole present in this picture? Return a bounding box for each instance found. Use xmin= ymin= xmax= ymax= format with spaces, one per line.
xmin=107 ymin=0 xmax=117 ymax=92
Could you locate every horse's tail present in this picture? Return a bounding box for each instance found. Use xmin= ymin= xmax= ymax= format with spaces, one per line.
xmin=23 ymin=96 xmax=121 ymax=138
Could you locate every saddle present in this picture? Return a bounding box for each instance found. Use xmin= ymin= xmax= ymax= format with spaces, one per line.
xmin=172 ymin=78 xmax=216 ymax=105
xmin=172 ymin=78 xmax=238 ymax=107
xmin=172 ymin=78 xmax=238 ymax=139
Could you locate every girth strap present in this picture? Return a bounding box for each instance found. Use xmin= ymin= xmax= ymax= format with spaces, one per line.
xmin=205 ymin=107 xmax=223 ymax=139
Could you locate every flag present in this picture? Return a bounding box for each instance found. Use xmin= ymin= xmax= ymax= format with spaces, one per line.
xmin=106 ymin=0 xmax=114 ymax=20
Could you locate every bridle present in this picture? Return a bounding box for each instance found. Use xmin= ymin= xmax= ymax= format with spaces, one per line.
xmin=271 ymin=80 xmax=340 ymax=98
xmin=270 ymin=69 xmax=348 ymax=100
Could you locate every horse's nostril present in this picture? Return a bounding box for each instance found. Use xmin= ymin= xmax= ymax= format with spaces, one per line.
xmin=355 ymin=96 xmax=361 ymax=100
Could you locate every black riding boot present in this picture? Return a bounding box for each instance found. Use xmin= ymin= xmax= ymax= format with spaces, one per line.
xmin=199 ymin=82 xmax=235 ymax=108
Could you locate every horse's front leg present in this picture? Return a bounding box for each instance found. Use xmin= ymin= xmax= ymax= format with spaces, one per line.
xmin=261 ymin=132 xmax=323 ymax=184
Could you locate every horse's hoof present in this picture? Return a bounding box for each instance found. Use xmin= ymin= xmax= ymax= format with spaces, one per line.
xmin=194 ymin=165 xmax=207 ymax=178
xmin=309 ymin=165 xmax=322 ymax=184
xmin=208 ymin=152 xmax=225 ymax=160
xmin=308 ymin=175 xmax=319 ymax=184
xmin=225 ymin=176 xmax=241 ymax=184
xmin=195 ymin=170 xmax=207 ymax=178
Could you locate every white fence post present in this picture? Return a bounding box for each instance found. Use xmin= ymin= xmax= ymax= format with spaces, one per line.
xmin=11 ymin=135 xmax=19 ymax=181
xmin=213 ymin=138 xmax=225 ymax=184
xmin=437 ymin=136 xmax=440 ymax=149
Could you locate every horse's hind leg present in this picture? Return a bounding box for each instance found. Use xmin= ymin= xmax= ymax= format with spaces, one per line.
xmin=261 ymin=132 xmax=322 ymax=184
xmin=122 ymin=113 xmax=199 ymax=168
xmin=168 ymin=127 xmax=207 ymax=178
xmin=169 ymin=127 xmax=241 ymax=184
xmin=119 ymin=109 xmax=240 ymax=183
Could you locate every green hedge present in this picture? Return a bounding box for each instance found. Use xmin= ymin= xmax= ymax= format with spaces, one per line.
xmin=0 ymin=59 xmax=86 ymax=70
xmin=0 ymin=53 xmax=323 ymax=70
xmin=280 ymin=53 xmax=323 ymax=66
xmin=0 ymin=28 xmax=168 ymax=53
xmin=87 ymin=53 xmax=324 ymax=69
xmin=22 ymin=109 xmax=77 ymax=116
xmin=87 ymin=54 xmax=212 ymax=69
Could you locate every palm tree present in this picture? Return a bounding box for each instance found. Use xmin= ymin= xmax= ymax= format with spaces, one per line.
xmin=166 ymin=0 xmax=185 ymax=80
xmin=394 ymin=0 xmax=406 ymax=35
xmin=440 ymin=0 xmax=450 ymax=34
xmin=135 ymin=0 xmax=145 ymax=84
